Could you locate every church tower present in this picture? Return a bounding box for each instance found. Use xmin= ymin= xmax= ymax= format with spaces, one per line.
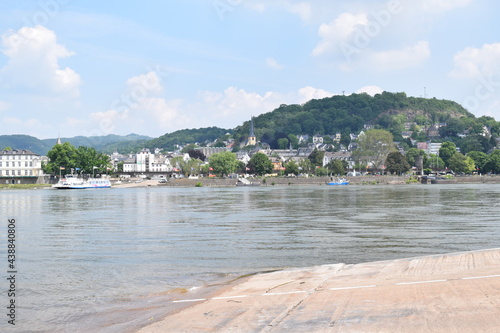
xmin=247 ymin=117 xmax=257 ymax=146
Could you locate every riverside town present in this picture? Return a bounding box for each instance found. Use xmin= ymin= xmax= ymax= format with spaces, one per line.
xmin=1 ymin=1 xmax=500 ymax=331
xmin=2 ymin=94 xmax=500 ymax=188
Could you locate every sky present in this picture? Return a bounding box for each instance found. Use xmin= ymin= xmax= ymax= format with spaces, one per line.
xmin=0 ymin=0 xmax=499 ymax=139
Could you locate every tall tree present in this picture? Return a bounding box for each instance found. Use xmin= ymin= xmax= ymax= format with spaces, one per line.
xmin=326 ymin=159 xmax=347 ymax=175
xmin=187 ymin=149 xmax=206 ymax=161
xmin=385 ymin=151 xmax=411 ymax=175
xmin=448 ymin=153 xmax=475 ymax=174
xmin=483 ymin=150 xmax=500 ymax=174
xmin=43 ymin=142 xmax=78 ymax=175
xmin=405 ymin=148 xmax=427 ymax=167
xmin=353 ymin=129 xmax=395 ymax=171
xmin=467 ymin=151 xmax=488 ymax=172
xmin=248 ymin=152 xmax=273 ymax=176
xmin=208 ymin=151 xmax=239 ymax=177
xmin=308 ymin=149 xmax=325 ymax=167
xmin=439 ymin=141 xmax=457 ymax=167
xmin=284 ymin=160 xmax=299 ymax=175
xmin=76 ymin=146 xmax=110 ymax=175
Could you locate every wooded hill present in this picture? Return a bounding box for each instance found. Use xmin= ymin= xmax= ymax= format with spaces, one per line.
xmin=3 ymin=92 xmax=499 ymax=155
xmin=232 ymin=91 xmax=481 ymax=148
xmin=0 ymin=134 xmax=151 ymax=156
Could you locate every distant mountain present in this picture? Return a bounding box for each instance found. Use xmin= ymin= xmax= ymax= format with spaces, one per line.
xmin=0 ymin=135 xmax=53 ymax=155
xmin=145 ymin=127 xmax=231 ymax=151
xmin=0 ymin=134 xmax=152 ymax=156
xmin=97 ymin=127 xmax=231 ymax=153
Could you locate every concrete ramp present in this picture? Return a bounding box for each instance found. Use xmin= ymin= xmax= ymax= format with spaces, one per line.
xmin=238 ymin=177 xmax=251 ymax=185
xmin=138 ymin=248 xmax=500 ymax=332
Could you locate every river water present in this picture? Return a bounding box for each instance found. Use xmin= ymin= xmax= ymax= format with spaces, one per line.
xmin=1 ymin=184 xmax=499 ymax=332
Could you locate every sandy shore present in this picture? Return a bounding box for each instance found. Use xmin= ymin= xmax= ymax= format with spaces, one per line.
xmin=136 ymin=248 xmax=500 ymax=332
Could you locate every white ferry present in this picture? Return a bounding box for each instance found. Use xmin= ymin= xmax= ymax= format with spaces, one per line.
xmin=52 ymin=174 xmax=112 ymax=189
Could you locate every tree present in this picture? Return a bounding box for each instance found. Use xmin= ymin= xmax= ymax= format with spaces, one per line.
xmin=277 ymin=138 xmax=289 ymax=150
xmin=385 ymin=151 xmax=411 ymax=175
xmin=448 ymin=153 xmax=475 ymax=174
xmin=43 ymin=143 xmax=111 ymax=176
xmin=208 ymin=151 xmax=239 ymax=177
xmin=177 ymin=158 xmax=203 ymax=176
xmin=284 ymin=160 xmax=299 ymax=175
xmin=308 ymin=149 xmax=324 ymax=167
xmin=298 ymin=158 xmax=313 ymax=174
xmin=288 ymin=134 xmax=299 ymax=149
xmin=76 ymin=146 xmax=111 ymax=175
xmin=353 ymin=129 xmax=395 ymax=171
xmin=425 ymin=154 xmax=445 ymax=171
xmin=439 ymin=141 xmax=457 ymax=167
xmin=326 ymin=159 xmax=346 ymax=175
xmin=248 ymin=152 xmax=273 ymax=176
xmin=405 ymin=148 xmax=426 ymax=167
xmin=43 ymin=142 xmax=78 ymax=175
xmin=116 ymin=161 xmax=124 ymax=173
xmin=467 ymin=151 xmax=488 ymax=172
xmin=187 ymin=149 xmax=206 ymax=162
xmin=483 ymin=150 xmax=500 ymax=174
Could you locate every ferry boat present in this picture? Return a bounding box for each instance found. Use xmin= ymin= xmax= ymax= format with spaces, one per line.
xmin=52 ymin=174 xmax=112 ymax=189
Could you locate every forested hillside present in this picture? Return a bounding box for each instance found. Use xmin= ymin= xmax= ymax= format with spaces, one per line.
xmin=141 ymin=127 xmax=230 ymax=152
xmin=0 ymin=134 xmax=151 ymax=155
xmin=232 ymin=92 xmax=476 ymax=148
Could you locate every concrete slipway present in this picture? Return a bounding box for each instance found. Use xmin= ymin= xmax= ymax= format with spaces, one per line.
xmin=137 ymin=248 xmax=500 ymax=332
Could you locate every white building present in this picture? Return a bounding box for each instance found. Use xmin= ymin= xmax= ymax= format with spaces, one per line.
xmin=123 ymin=148 xmax=172 ymax=174
xmin=0 ymin=149 xmax=44 ymax=183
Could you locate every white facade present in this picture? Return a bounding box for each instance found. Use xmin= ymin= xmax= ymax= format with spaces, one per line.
xmin=123 ymin=149 xmax=172 ymax=173
xmin=0 ymin=149 xmax=43 ymax=179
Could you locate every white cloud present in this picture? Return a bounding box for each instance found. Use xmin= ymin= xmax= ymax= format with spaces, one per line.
xmin=450 ymin=44 xmax=500 ymax=119
xmin=449 ymin=43 xmax=500 ymax=78
xmin=90 ymin=109 xmax=130 ymax=134
xmin=368 ymin=41 xmax=431 ymax=71
xmin=195 ymin=85 xmax=334 ymax=129
xmin=265 ymin=57 xmax=284 ymax=70
xmin=356 ymin=86 xmax=384 ymax=96
xmin=422 ymin=0 xmax=473 ymax=13
xmin=126 ymin=71 xmax=163 ymax=95
xmin=312 ymin=12 xmax=369 ymax=57
xmin=298 ymin=86 xmax=333 ymax=101
xmin=288 ymin=2 xmax=312 ymax=21
xmin=0 ymin=25 xmax=81 ymax=97
xmin=244 ymin=1 xmax=313 ymax=21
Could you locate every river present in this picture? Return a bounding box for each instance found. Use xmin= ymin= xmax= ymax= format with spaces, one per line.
xmin=1 ymin=184 xmax=499 ymax=332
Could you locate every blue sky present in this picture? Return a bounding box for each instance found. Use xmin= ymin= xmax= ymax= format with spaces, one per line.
xmin=1 ymin=0 xmax=499 ymax=139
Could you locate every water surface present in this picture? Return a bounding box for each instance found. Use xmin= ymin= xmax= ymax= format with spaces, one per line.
xmin=1 ymin=184 xmax=498 ymax=332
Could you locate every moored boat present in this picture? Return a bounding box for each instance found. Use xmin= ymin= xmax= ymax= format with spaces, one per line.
xmin=52 ymin=174 xmax=111 ymax=189
xmin=326 ymin=177 xmax=349 ymax=186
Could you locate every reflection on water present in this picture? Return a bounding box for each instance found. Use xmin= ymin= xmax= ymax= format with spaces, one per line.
xmin=0 ymin=184 xmax=499 ymax=332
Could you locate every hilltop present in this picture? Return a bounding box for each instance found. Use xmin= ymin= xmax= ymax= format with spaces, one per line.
xmin=2 ymin=92 xmax=498 ymax=155
xmin=232 ymin=91 xmax=477 ymax=148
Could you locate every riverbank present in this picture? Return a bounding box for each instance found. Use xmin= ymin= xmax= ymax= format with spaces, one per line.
xmin=112 ymin=175 xmax=500 ymax=188
xmin=137 ymin=248 xmax=500 ymax=332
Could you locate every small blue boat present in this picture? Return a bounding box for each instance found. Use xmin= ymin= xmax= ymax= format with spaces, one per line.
xmin=327 ymin=177 xmax=349 ymax=185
